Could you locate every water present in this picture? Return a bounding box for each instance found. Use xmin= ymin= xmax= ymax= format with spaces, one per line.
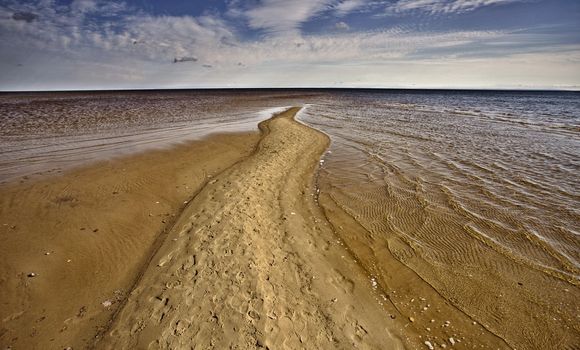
xmin=0 ymin=91 xmax=298 ymax=183
xmin=297 ymin=90 xmax=580 ymax=348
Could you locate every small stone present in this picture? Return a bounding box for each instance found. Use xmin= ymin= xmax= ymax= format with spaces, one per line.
xmin=424 ymin=340 xmax=434 ymax=350
xmin=102 ymin=300 xmax=112 ymax=308
xmin=67 ymin=259 xmax=72 ymax=263
xmin=27 ymin=272 xmax=36 ymax=277
xmin=409 ymin=317 xmax=415 ymax=322
xmin=449 ymin=337 xmax=456 ymax=345
xmin=45 ymin=252 xmax=50 ymax=255
xmin=248 ymin=310 xmax=260 ymax=320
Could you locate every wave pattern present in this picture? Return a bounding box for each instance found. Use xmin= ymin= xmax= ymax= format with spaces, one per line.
xmin=299 ymin=91 xmax=580 ymax=349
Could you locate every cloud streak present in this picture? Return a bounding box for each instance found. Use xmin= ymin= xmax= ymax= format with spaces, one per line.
xmin=386 ymin=0 xmax=531 ymax=15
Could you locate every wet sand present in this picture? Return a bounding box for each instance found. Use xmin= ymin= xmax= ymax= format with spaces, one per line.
xmin=0 ymin=132 xmax=261 ymax=349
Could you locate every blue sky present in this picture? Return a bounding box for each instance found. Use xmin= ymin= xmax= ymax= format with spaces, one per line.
xmin=0 ymin=0 xmax=579 ymax=90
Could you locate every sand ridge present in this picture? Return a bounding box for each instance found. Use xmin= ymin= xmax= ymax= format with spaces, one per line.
xmin=96 ymin=107 xmax=404 ymax=349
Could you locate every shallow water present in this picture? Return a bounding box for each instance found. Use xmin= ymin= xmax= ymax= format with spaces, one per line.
xmin=0 ymin=91 xmax=295 ymax=183
xmin=297 ymin=90 xmax=580 ymax=349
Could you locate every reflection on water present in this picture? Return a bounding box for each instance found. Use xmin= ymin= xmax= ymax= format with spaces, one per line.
xmin=298 ymin=90 xmax=580 ymax=349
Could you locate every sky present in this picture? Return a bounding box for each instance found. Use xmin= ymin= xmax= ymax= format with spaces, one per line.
xmin=0 ymin=0 xmax=579 ymax=90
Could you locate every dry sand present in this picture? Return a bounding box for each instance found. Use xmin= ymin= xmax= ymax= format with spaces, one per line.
xmin=95 ymin=108 xmax=405 ymax=349
xmin=0 ymin=132 xmax=260 ymax=349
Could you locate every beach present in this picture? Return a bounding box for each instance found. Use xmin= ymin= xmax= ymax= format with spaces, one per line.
xmin=0 ymin=130 xmax=260 ymax=349
xmin=1 ymin=91 xmax=578 ymax=350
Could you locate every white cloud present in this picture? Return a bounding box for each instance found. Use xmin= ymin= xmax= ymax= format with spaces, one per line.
xmin=335 ymin=21 xmax=350 ymax=30
xmin=239 ymin=0 xmax=336 ymax=35
xmin=334 ymin=0 xmax=367 ymax=16
xmin=386 ymin=0 xmax=529 ymax=14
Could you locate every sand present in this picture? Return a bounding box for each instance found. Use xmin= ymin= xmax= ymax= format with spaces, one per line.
xmin=95 ymin=108 xmax=405 ymax=349
xmin=0 ymin=132 xmax=261 ymax=349
xmin=1 ymin=107 xmax=409 ymax=349
xmin=2 ymin=106 xmax=534 ymax=350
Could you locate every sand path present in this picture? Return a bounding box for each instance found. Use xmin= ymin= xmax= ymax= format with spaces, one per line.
xmin=97 ymin=108 xmax=404 ymax=349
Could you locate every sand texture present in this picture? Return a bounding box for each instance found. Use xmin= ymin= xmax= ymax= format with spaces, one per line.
xmin=96 ymin=108 xmax=404 ymax=349
xmin=0 ymin=132 xmax=260 ymax=349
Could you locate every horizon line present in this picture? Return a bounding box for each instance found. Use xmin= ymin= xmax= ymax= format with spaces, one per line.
xmin=2 ymin=86 xmax=579 ymax=94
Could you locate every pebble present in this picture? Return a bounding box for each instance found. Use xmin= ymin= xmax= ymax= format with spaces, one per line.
xmin=424 ymin=340 xmax=434 ymax=350
xmin=45 ymin=252 xmax=50 ymax=255
xmin=449 ymin=337 xmax=456 ymax=345
xmin=102 ymin=300 xmax=112 ymax=308
xmin=409 ymin=317 xmax=415 ymax=322
xmin=27 ymin=272 xmax=36 ymax=277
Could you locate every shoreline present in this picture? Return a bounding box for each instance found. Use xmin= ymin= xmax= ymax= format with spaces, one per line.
xmin=2 ymin=105 xmax=558 ymax=349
